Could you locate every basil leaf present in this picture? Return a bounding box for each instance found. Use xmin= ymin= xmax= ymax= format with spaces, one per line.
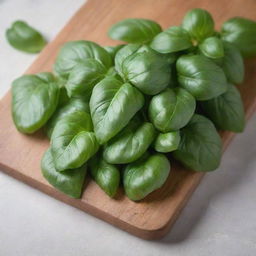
xmin=201 ymin=84 xmax=245 ymax=132
xmin=173 ymin=114 xmax=222 ymax=171
xmin=221 ymin=41 xmax=244 ymax=84
xmin=54 ymin=40 xmax=112 ymax=78
xmin=221 ymin=17 xmax=256 ymax=58
xmin=46 ymin=97 xmax=90 ymax=138
xmin=103 ymin=118 xmax=156 ymax=164
xmin=199 ymin=37 xmax=224 ymax=59
xmin=182 ymin=8 xmax=215 ymax=42
xmin=51 ymin=111 xmax=99 ymax=171
xmin=6 ymin=20 xmax=46 ymax=53
xmin=90 ymin=77 xmax=144 ymax=144
xmin=108 ymin=18 xmax=162 ymax=43
xmin=114 ymin=44 xmax=151 ymax=74
xmin=148 ymin=88 xmax=196 ymax=132
xmin=12 ymin=73 xmax=59 ymax=134
xmin=120 ymin=51 xmax=171 ymax=95
xmin=176 ymin=55 xmax=227 ymax=100
xmin=41 ymin=148 xmax=87 ymax=198
xmin=65 ymin=59 xmax=107 ymax=97
xmin=150 ymin=26 xmax=193 ymax=54
xmin=154 ymin=131 xmax=180 ymax=153
xmin=89 ymin=155 xmax=120 ymax=197
xmin=123 ymin=153 xmax=170 ymax=201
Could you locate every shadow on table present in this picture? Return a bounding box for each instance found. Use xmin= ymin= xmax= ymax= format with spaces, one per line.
xmin=159 ymin=115 xmax=256 ymax=244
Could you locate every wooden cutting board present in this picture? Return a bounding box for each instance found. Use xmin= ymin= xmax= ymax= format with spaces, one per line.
xmin=1 ymin=0 xmax=256 ymax=240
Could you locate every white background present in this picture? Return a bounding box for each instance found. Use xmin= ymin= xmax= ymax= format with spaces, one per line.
xmin=0 ymin=1 xmax=256 ymax=255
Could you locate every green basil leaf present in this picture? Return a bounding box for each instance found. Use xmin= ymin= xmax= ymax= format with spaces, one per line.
xmin=41 ymin=148 xmax=87 ymax=198
xmin=148 ymin=88 xmax=196 ymax=132
xmin=51 ymin=111 xmax=99 ymax=171
xmin=104 ymin=45 xmax=125 ymax=60
xmin=182 ymin=8 xmax=215 ymax=42
xmin=176 ymin=55 xmax=227 ymax=100
xmin=65 ymin=59 xmax=107 ymax=97
xmin=150 ymin=26 xmax=193 ymax=54
xmin=108 ymin=18 xmax=162 ymax=43
xmin=154 ymin=131 xmax=180 ymax=153
xmin=123 ymin=153 xmax=170 ymax=201
xmin=90 ymin=77 xmax=144 ymax=144
xmin=221 ymin=41 xmax=244 ymax=84
xmin=221 ymin=17 xmax=256 ymax=58
xmin=199 ymin=37 xmax=224 ymax=58
xmin=103 ymin=118 xmax=155 ymax=164
xmin=46 ymin=97 xmax=90 ymax=138
xmin=54 ymin=40 xmax=112 ymax=78
xmin=201 ymin=84 xmax=245 ymax=132
xmin=173 ymin=114 xmax=222 ymax=171
xmin=89 ymin=155 xmax=120 ymax=197
xmin=120 ymin=51 xmax=171 ymax=95
xmin=6 ymin=20 xmax=47 ymax=53
xmin=12 ymin=73 xmax=59 ymax=134
xmin=114 ymin=44 xmax=151 ymax=74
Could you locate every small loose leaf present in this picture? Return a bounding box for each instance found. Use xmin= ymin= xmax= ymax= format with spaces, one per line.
xmin=51 ymin=111 xmax=99 ymax=171
xmin=173 ymin=114 xmax=222 ymax=171
xmin=89 ymin=155 xmax=120 ymax=197
xmin=90 ymin=77 xmax=144 ymax=144
xmin=123 ymin=153 xmax=171 ymax=201
xmin=108 ymin=18 xmax=162 ymax=43
xmin=151 ymin=26 xmax=193 ymax=54
xmin=201 ymin=84 xmax=245 ymax=132
xmin=41 ymin=148 xmax=87 ymax=198
xmin=6 ymin=20 xmax=47 ymax=53
xmin=12 ymin=73 xmax=59 ymax=134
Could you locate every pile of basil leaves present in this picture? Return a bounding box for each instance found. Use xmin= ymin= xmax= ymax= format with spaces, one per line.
xmin=10 ymin=9 xmax=256 ymax=201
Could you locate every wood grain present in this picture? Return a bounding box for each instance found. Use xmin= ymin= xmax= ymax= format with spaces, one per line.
xmin=0 ymin=0 xmax=256 ymax=239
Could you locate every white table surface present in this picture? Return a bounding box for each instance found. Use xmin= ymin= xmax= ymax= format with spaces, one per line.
xmin=0 ymin=1 xmax=256 ymax=255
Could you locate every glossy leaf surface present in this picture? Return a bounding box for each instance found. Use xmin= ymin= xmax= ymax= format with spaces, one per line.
xmin=199 ymin=37 xmax=224 ymax=59
xmin=51 ymin=111 xmax=99 ymax=171
xmin=12 ymin=73 xmax=59 ymax=134
xmin=65 ymin=59 xmax=107 ymax=97
xmin=149 ymin=88 xmax=196 ymax=132
xmin=54 ymin=40 xmax=112 ymax=78
xmin=154 ymin=131 xmax=180 ymax=153
xmin=151 ymin=26 xmax=193 ymax=54
xmin=90 ymin=77 xmax=144 ymax=144
xmin=103 ymin=118 xmax=155 ymax=164
xmin=124 ymin=153 xmax=170 ymax=201
xmin=176 ymin=55 xmax=227 ymax=100
xmin=182 ymin=8 xmax=215 ymax=41
xmin=108 ymin=18 xmax=162 ymax=43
